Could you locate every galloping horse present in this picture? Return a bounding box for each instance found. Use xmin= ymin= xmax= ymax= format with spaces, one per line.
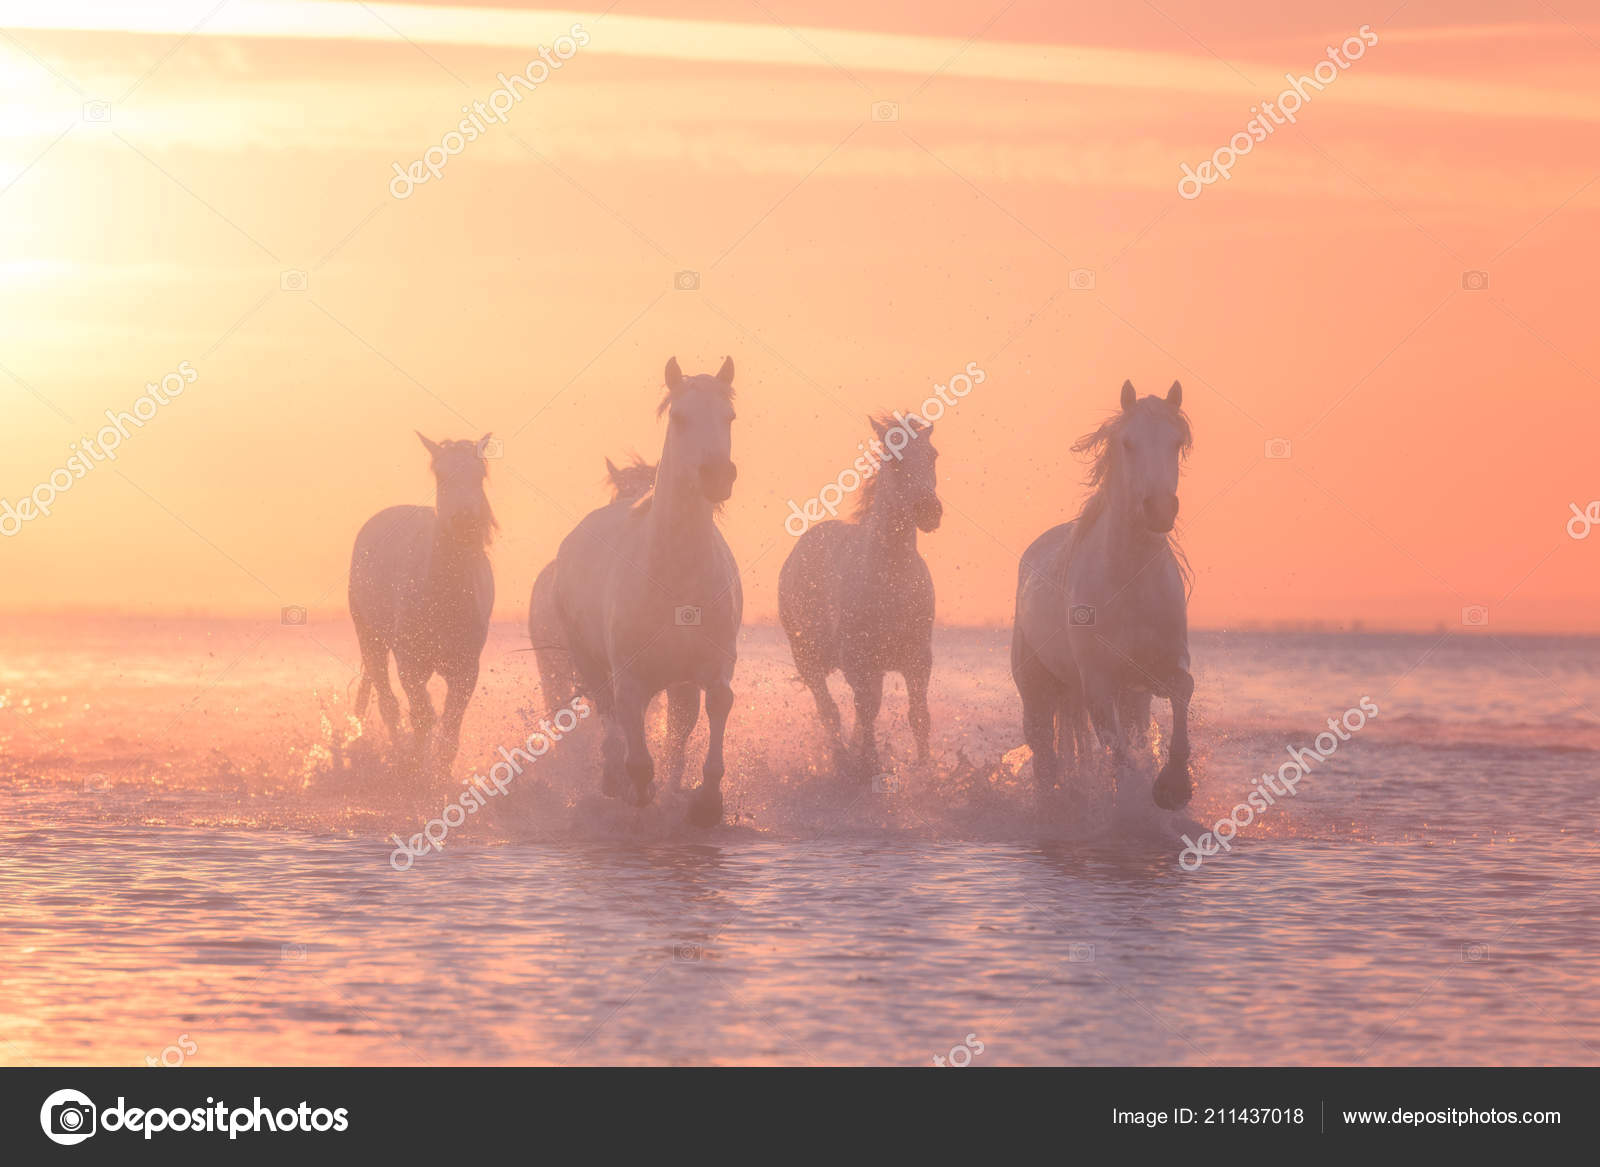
xmin=549 ymin=358 xmax=742 ymax=826
xmin=350 ymin=433 xmax=496 ymax=776
xmin=1011 ymin=381 xmax=1195 ymax=809
xmin=779 ymin=413 xmax=942 ymax=777
xmin=527 ymin=457 xmax=656 ymax=709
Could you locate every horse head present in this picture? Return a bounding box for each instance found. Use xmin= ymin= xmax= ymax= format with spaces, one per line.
xmin=658 ymin=356 xmax=737 ymax=504
xmin=418 ymin=432 xmax=496 ymax=544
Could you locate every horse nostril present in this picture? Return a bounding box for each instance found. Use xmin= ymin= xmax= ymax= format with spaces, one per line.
xmin=1144 ymin=494 xmax=1179 ymax=528
xmin=699 ymin=461 xmax=736 ymax=499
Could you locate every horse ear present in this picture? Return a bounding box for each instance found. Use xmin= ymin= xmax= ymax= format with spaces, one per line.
xmin=605 ymin=456 xmax=620 ymax=478
xmin=665 ymin=357 xmax=683 ymax=393
xmin=716 ymin=356 xmax=734 ymax=385
xmin=1120 ymin=380 xmax=1137 ymax=412
xmin=1166 ymin=381 xmax=1182 ymax=408
xmin=869 ymin=415 xmax=890 ymax=441
xmin=417 ymin=431 xmax=442 ymax=459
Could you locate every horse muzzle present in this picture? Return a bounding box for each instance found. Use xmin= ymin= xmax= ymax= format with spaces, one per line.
xmin=1142 ymin=493 xmax=1179 ymax=533
xmin=914 ymin=497 xmax=943 ymax=533
xmin=699 ymin=460 xmax=737 ymax=503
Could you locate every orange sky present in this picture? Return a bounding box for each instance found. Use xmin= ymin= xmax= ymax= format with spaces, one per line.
xmin=1 ymin=0 xmax=1597 ymax=630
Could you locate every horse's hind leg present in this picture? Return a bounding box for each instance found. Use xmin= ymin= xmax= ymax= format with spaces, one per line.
xmin=437 ymin=663 xmax=479 ymax=776
xmin=663 ymin=682 xmax=700 ymax=791
xmin=567 ymin=638 xmax=624 ymax=797
xmin=357 ymin=632 xmax=402 ymax=750
xmin=397 ymin=657 xmax=436 ymax=771
xmin=1019 ymin=683 xmax=1061 ymax=790
xmin=1012 ymin=625 xmax=1062 ymax=790
xmin=797 ymin=663 xmax=848 ymax=770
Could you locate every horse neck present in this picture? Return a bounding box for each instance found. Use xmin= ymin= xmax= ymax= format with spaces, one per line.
xmin=862 ymin=496 xmax=919 ymax=559
xmin=1097 ymin=481 xmax=1168 ymax=574
xmin=427 ymin=518 xmax=485 ymax=596
xmin=643 ymin=452 xmax=716 ymax=572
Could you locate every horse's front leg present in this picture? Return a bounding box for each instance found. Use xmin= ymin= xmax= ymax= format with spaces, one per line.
xmin=847 ymin=669 xmax=884 ymax=780
xmin=904 ymin=654 xmax=933 ymax=765
xmin=1153 ymin=668 xmax=1194 ymax=810
xmin=688 ymin=679 xmax=732 ymax=827
xmin=615 ymin=674 xmax=655 ymax=807
xmin=437 ymin=663 xmax=479 ymax=777
xmin=397 ymin=657 xmax=436 ymax=775
xmin=663 ymin=682 xmax=700 ymax=791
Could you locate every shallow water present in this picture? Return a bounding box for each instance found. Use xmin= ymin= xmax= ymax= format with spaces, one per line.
xmin=2 ymin=617 xmax=1598 ymax=1065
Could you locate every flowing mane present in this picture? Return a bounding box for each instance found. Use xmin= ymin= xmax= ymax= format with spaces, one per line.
xmin=604 ymin=455 xmax=657 ymax=501
xmin=1070 ymin=400 xmax=1193 ymax=588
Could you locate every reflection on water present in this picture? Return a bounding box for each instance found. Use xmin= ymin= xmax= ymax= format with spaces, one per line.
xmin=2 ymin=618 xmax=1598 ymax=1064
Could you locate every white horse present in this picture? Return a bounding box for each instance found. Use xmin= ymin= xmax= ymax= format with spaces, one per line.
xmin=1011 ymin=381 xmax=1195 ymax=809
xmin=350 ymin=433 xmax=496 ymax=776
xmin=549 ymin=358 xmax=742 ymax=826
xmin=528 ymin=457 xmax=657 ymax=708
xmin=778 ymin=414 xmax=941 ymax=776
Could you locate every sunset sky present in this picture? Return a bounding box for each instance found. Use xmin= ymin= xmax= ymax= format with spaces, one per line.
xmin=1 ymin=0 xmax=1596 ymax=629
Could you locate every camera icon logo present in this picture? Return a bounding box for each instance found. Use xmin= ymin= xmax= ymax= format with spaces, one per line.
xmin=871 ymin=772 xmax=899 ymax=794
xmin=82 ymin=101 xmax=111 ymax=123
xmin=40 ymin=1089 xmax=97 ymax=1145
xmin=477 ymin=436 xmax=504 ymax=460
xmin=1461 ymin=270 xmax=1489 ymax=291
xmin=1067 ymin=942 xmax=1096 ymax=963
xmin=280 ymin=269 xmax=308 ymax=292
xmin=1264 ymin=438 xmax=1292 ymax=460
xmin=1461 ymin=942 xmax=1490 ymax=963
xmin=675 ymin=605 xmax=702 ymax=627
xmin=83 ymin=773 xmax=111 ymax=794
xmin=1461 ymin=605 xmax=1489 ymax=627
xmin=1068 ymin=604 xmax=1096 ymax=627
xmin=674 ymin=270 xmax=700 ymax=291
xmin=281 ymin=605 xmax=307 ymax=626
xmin=871 ymin=101 xmax=899 ymax=122
xmin=1069 ymin=268 xmax=1096 ymax=291
xmin=281 ymin=942 xmax=307 ymax=961
xmin=674 ymin=943 xmax=701 ymax=962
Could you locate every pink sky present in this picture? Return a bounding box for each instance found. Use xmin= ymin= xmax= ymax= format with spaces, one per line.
xmin=0 ymin=1 xmax=1597 ymax=629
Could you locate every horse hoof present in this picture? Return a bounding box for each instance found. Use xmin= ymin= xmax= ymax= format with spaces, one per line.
xmin=687 ymin=785 xmax=723 ymax=827
xmin=1152 ymin=762 xmax=1192 ymax=810
xmin=633 ymin=782 xmax=657 ymax=808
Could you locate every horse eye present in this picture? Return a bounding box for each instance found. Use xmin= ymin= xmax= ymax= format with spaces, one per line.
xmin=670 ymin=413 xmax=686 ymax=427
